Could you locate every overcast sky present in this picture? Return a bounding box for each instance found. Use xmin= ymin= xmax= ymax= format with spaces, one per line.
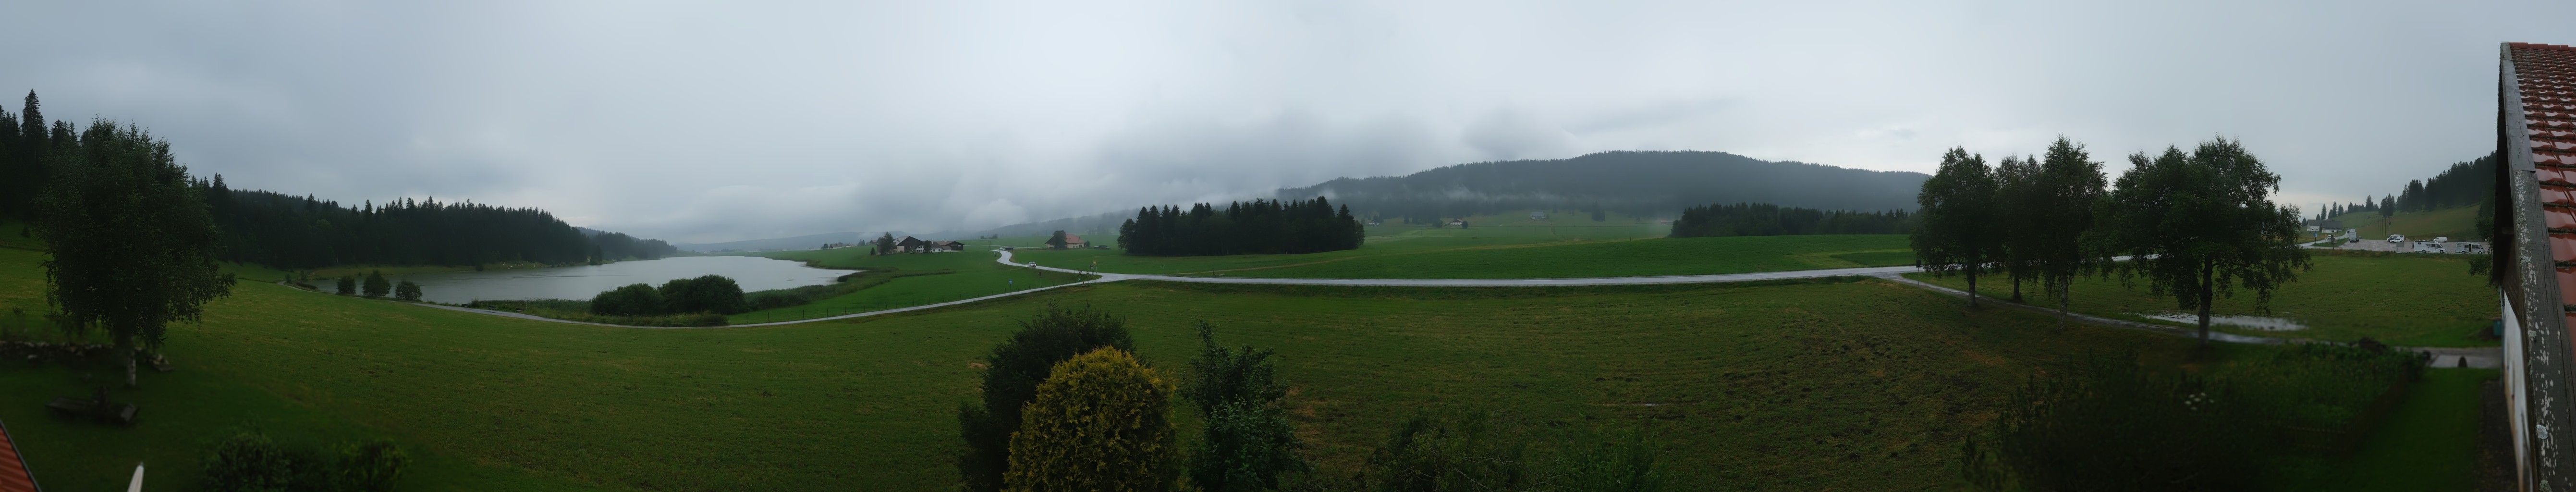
xmin=2 ymin=1 xmax=2566 ymax=243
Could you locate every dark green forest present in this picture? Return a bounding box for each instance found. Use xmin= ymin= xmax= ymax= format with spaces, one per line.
xmin=1272 ymin=150 xmax=1929 ymax=223
xmin=0 ymin=91 xmax=675 ymax=269
xmin=1115 ymin=197 xmax=1364 ymax=256
xmin=1667 ymin=203 xmax=1914 ymax=238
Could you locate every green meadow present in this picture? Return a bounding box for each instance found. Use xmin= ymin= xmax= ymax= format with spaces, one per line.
xmin=0 ymin=241 xmax=2496 ymax=491
xmin=1905 ymin=252 xmax=2500 ymax=347
xmin=1007 ymin=211 xmax=1912 ymax=279
xmin=2327 ymin=206 xmax=2481 ymax=243
xmin=0 ymin=241 xmax=2162 ymax=491
xmin=724 ymin=245 xmax=1092 ymax=323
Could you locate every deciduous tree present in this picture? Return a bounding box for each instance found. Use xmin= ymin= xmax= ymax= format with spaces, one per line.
xmin=1911 ymin=148 xmax=2001 ymax=307
xmin=393 ymin=280 xmax=423 ymax=302
xmin=37 ymin=121 xmax=233 ymax=387
xmin=2099 ymin=138 xmax=2310 ymax=344
xmin=362 ymin=270 xmax=390 ymax=298
xmin=1184 ymin=322 xmax=1305 ymax=491
xmin=2031 ymin=137 xmax=2110 ymax=327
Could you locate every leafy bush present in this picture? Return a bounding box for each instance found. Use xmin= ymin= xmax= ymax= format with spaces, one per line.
xmin=335 ymin=277 xmax=356 ymax=295
xmin=338 ymin=439 xmax=409 ymax=492
xmin=1003 ymin=347 xmax=1181 ymax=492
xmin=659 ymin=274 xmax=747 ymax=315
xmin=589 ymin=283 xmax=664 ymax=316
xmin=361 ymin=271 xmax=390 ymax=298
xmin=204 ymin=428 xmax=292 ymax=492
xmin=2218 ymin=343 xmax=2421 ymax=430
xmin=1362 ymin=412 xmax=1531 ymax=491
xmin=392 ymin=280 xmax=422 ymax=302
xmin=1185 ymin=321 xmax=1306 ymax=491
xmin=1963 ymin=352 xmax=2264 ymax=492
xmin=958 ymin=304 xmax=1135 ymax=492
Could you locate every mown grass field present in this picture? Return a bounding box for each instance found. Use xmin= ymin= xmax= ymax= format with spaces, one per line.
xmin=2286 ymin=368 xmax=2496 ymax=491
xmin=7 ymin=239 xmax=2228 ymax=491
xmin=1010 ymin=220 xmax=1911 ymax=279
xmin=1905 ymin=252 xmax=2499 ymax=347
xmin=2328 ymin=206 xmax=2480 ymax=243
xmin=0 ymin=238 xmax=2496 ymax=490
xmin=726 ymin=245 xmax=1090 ymax=323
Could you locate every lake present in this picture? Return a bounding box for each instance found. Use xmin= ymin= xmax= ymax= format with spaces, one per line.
xmin=394 ymin=256 xmax=857 ymax=304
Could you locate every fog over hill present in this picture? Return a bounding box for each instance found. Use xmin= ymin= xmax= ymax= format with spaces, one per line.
xmin=942 ymin=150 xmax=1928 ymax=240
xmin=1278 ymin=151 xmax=1927 ymax=222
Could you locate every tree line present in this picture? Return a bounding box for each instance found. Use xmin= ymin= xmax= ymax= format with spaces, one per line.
xmin=0 ymin=91 xmax=676 ymax=270
xmin=2316 ymin=154 xmax=2495 ymax=220
xmin=1667 ymin=203 xmax=1912 ymax=238
xmin=1115 ymin=197 xmax=1364 ymax=256
xmin=1912 ymin=136 xmax=2309 ymax=343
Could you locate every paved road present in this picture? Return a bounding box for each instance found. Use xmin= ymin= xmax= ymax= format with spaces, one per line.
xmin=992 ymin=249 xmax=1919 ymax=286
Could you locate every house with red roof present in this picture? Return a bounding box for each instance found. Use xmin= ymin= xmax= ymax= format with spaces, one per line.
xmin=0 ymin=419 xmax=38 ymax=492
xmin=2492 ymin=41 xmax=2576 ymax=490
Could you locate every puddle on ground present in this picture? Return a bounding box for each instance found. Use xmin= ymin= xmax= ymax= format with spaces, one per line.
xmin=2134 ymin=313 xmax=2307 ymax=331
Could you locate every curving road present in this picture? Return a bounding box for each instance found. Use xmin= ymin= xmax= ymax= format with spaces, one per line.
xmin=989 ymin=248 xmax=1918 ymax=286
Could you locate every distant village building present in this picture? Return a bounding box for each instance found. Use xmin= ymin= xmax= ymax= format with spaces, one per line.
xmin=1058 ymin=234 xmax=1087 ymax=249
xmin=2302 ymin=219 xmax=2343 ymax=234
xmin=1530 ymin=211 xmax=1547 ymax=220
xmin=886 ymin=237 xmax=964 ymax=253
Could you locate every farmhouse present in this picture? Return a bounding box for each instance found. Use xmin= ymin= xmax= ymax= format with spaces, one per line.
xmin=892 ymin=236 xmax=925 ymax=252
xmin=2488 ymin=41 xmax=2576 ymax=489
xmin=1058 ymin=234 xmax=1087 ymax=249
xmin=0 ymin=419 xmax=34 ymax=492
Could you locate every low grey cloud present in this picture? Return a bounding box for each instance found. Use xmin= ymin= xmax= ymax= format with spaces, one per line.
xmin=1 ymin=0 xmax=2566 ymax=242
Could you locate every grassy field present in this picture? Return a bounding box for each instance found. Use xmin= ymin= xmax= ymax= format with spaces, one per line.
xmin=723 ymin=246 xmax=1091 ymax=323
xmin=1905 ymin=252 xmax=2499 ymax=347
xmin=2281 ymin=368 xmax=2496 ymax=491
xmin=1 ymin=236 xmax=2265 ymax=491
xmin=1010 ymin=224 xmax=1912 ymax=279
xmin=2328 ymin=206 xmax=2480 ymax=242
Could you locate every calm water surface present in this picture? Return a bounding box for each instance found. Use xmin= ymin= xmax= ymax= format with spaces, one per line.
xmin=398 ymin=256 xmax=856 ymax=304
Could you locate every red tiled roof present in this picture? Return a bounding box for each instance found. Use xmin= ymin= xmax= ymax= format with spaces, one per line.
xmin=2514 ymin=43 xmax=2576 ymax=331
xmin=1062 ymin=234 xmax=1084 ymax=244
xmin=0 ymin=420 xmax=36 ymax=492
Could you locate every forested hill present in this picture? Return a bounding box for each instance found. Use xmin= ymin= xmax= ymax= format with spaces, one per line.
xmin=208 ymin=185 xmax=679 ymax=269
xmin=0 ymin=91 xmax=677 ymax=270
xmin=1272 ymin=150 xmax=1929 ymax=222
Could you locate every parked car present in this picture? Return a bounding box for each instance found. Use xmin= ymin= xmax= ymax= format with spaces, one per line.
xmin=2388 ymin=234 xmax=2406 ymax=244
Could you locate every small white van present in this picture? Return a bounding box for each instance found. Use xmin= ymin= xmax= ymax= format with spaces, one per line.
xmin=2388 ymin=234 xmax=2406 ymax=244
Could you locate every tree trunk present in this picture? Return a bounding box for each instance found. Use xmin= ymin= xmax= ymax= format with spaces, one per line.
xmin=2011 ymin=276 xmax=2023 ymax=303
xmin=1966 ymin=267 xmax=1979 ymax=308
xmin=2196 ymin=264 xmax=2215 ymax=345
xmin=118 ymin=332 xmax=137 ymax=388
xmin=2057 ymin=282 xmax=2072 ymax=330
